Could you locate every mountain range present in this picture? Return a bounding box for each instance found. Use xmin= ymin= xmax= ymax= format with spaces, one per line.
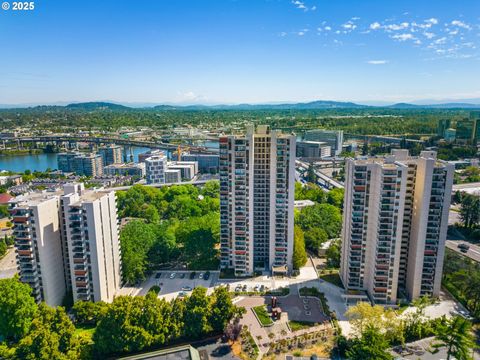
xmin=1 ymin=100 xmax=480 ymax=110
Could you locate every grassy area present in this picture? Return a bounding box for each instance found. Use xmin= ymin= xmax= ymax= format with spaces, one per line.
xmin=74 ymin=324 xmax=96 ymax=341
xmin=288 ymin=320 xmax=316 ymax=332
xmin=252 ymin=305 xmax=273 ymax=326
xmin=319 ymin=272 xmax=344 ymax=289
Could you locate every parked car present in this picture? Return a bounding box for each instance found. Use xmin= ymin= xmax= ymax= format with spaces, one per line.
xmin=199 ymin=273 xmax=204 ymax=280
xmin=204 ymin=271 xmax=210 ymax=280
xmin=170 ymin=273 xmax=176 ymax=279
xmin=180 ymin=273 xmax=185 ymax=279
xmin=155 ymin=272 xmax=162 ymax=279
xmin=254 ymin=285 xmax=260 ymax=292
xmin=458 ymin=243 xmax=470 ymax=253
xmin=182 ymin=286 xmax=193 ymax=291
xmin=189 ymin=271 xmax=196 ymax=279
xmin=235 ymin=285 xmax=242 ymax=292
xmin=242 ymin=284 xmax=247 ymax=292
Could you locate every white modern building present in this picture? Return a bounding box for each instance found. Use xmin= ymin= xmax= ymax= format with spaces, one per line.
xmin=164 ymin=169 xmax=181 ymax=183
xmin=296 ymin=141 xmax=331 ymax=159
xmin=145 ymin=153 xmax=167 ymax=184
xmin=304 ymin=130 xmax=344 ymax=156
xmin=98 ymin=145 xmax=123 ymax=166
xmin=167 ymin=161 xmax=198 ymax=180
xmin=219 ymin=125 xmax=296 ymax=276
xmin=9 ymin=192 xmax=67 ymax=306
xmin=340 ymin=150 xmax=454 ymax=304
xmin=62 ymin=184 xmax=121 ymax=303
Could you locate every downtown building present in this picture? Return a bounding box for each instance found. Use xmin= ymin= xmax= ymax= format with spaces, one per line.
xmin=145 ymin=153 xmax=167 ymax=184
xmin=219 ymin=125 xmax=296 ymax=276
xmin=98 ymin=145 xmax=123 ymax=166
xmin=9 ymin=183 xmax=121 ymax=306
xmin=340 ymin=150 xmax=454 ymax=304
xmin=304 ymin=129 xmax=344 ymax=156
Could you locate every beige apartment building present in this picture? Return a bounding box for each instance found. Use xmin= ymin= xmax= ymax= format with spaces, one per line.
xmin=340 ymin=150 xmax=454 ymax=304
xmin=219 ymin=125 xmax=296 ymax=276
xmin=10 ymin=183 xmax=121 ymax=305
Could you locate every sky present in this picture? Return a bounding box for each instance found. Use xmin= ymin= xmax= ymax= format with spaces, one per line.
xmin=0 ymin=0 xmax=479 ymax=105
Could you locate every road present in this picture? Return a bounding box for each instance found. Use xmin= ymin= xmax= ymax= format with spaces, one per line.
xmin=446 ymin=239 xmax=480 ymax=263
xmin=0 ymin=248 xmax=17 ymax=279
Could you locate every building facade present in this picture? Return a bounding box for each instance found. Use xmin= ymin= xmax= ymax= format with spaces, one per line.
xmin=164 ymin=169 xmax=181 ymax=183
xmin=9 ymin=193 xmax=67 ymax=306
xmin=145 ymin=154 xmax=167 ymax=184
xmin=296 ymin=141 xmax=331 ymax=159
xmin=340 ymin=150 xmax=454 ymax=304
xmin=72 ymin=154 xmax=104 ymax=177
xmin=57 ymin=152 xmax=81 ymax=173
xmin=62 ymin=185 xmax=121 ymax=303
xmin=179 ymin=153 xmax=219 ymax=174
xmin=304 ymin=130 xmax=343 ymax=155
xmin=98 ymin=145 xmax=123 ymax=166
xmin=103 ymin=162 xmax=145 ymax=177
xmin=10 ymin=184 xmax=122 ymax=305
xmin=219 ymin=125 xmax=296 ymax=276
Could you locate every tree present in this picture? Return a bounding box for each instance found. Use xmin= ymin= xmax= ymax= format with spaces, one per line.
xmin=72 ymin=300 xmax=108 ymax=325
xmin=119 ymin=220 xmax=157 ymax=285
xmin=183 ymin=287 xmax=211 ymax=338
xmin=293 ymin=225 xmax=307 ymax=270
xmin=0 ymin=277 xmax=37 ymax=341
xmin=0 ymin=237 xmax=7 ymax=258
xmin=0 ymin=205 xmax=10 ymax=218
xmin=327 ymin=188 xmax=344 ymax=209
xmin=176 ymin=213 xmax=219 ymax=270
xmin=433 ymin=316 xmax=476 ymax=360
xmin=325 ymin=238 xmax=341 ymax=268
xmin=459 ymin=194 xmax=480 ymax=229
xmin=208 ymin=287 xmax=238 ymax=333
xmin=306 ymin=164 xmax=317 ymax=183
xmin=16 ymin=303 xmax=83 ymax=360
xmin=304 ymin=227 xmax=328 ymax=255
xmin=201 ymin=181 xmax=220 ymax=198
xmin=346 ymin=325 xmax=393 ymax=360
xmin=296 ymin=203 xmax=342 ymax=239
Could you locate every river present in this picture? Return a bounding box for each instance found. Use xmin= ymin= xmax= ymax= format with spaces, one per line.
xmin=0 ymin=147 xmax=152 ymax=173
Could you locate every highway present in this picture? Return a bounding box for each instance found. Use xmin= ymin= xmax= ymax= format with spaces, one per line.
xmin=105 ymin=178 xmax=218 ymax=191
xmin=446 ymin=240 xmax=480 ymax=263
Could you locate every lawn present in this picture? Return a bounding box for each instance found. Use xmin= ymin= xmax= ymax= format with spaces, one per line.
xmin=74 ymin=324 xmax=96 ymax=342
xmin=288 ymin=320 xmax=316 ymax=332
xmin=252 ymin=305 xmax=273 ymax=326
xmin=319 ymin=271 xmax=344 ymax=289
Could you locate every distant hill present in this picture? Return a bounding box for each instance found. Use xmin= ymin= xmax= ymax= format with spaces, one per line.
xmin=1 ymin=100 xmax=479 ymax=111
xmin=389 ymin=102 xmax=480 ymax=109
xmin=65 ymin=102 xmax=131 ymax=110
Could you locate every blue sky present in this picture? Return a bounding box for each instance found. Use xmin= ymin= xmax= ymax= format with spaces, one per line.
xmin=0 ymin=0 xmax=479 ymax=105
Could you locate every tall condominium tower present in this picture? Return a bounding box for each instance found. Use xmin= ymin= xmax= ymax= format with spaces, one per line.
xmin=72 ymin=153 xmax=104 ymax=177
xmin=219 ymin=125 xmax=296 ymax=276
xmin=10 ymin=184 xmax=122 ymax=305
xmin=62 ymin=184 xmax=121 ymax=303
xmin=340 ymin=150 xmax=454 ymax=304
xmin=9 ymin=193 xmax=66 ymax=306
xmin=145 ymin=154 xmax=167 ymax=184
xmin=98 ymin=145 xmax=123 ymax=166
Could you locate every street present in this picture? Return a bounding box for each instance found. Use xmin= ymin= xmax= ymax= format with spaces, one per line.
xmin=446 ymin=239 xmax=480 ymax=263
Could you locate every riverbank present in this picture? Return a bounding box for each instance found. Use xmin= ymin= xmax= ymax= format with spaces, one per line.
xmin=0 ymin=149 xmax=44 ymax=156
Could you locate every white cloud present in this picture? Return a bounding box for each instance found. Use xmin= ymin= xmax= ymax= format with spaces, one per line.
xmin=426 ymin=18 xmax=439 ymax=25
xmin=392 ymin=33 xmax=414 ymax=41
xmin=385 ymin=22 xmax=409 ymax=31
xmin=424 ymin=32 xmax=435 ymax=39
xmin=324 ymin=26 xmax=332 ymax=31
xmin=451 ymin=20 xmax=471 ymax=30
xmin=342 ymin=23 xmax=357 ymax=30
xmin=370 ymin=22 xmax=382 ymax=30
xmin=434 ymin=37 xmax=447 ymax=45
xmin=311 ymin=5 xmax=316 ymax=11
xmin=279 ymin=32 xmax=287 ymax=37
xmin=367 ymin=60 xmax=388 ymax=65
xmin=449 ymin=29 xmax=459 ymax=35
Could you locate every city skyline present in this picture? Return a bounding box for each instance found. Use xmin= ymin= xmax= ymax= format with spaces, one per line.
xmin=1 ymin=0 xmax=479 ymax=105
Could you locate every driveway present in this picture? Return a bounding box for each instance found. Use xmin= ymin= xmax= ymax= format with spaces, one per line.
xmin=0 ymin=248 xmax=17 ymax=279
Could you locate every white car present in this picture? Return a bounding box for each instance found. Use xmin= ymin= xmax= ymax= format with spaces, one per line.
xmin=199 ymin=273 xmax=204 ymax=279
xmin=170 ymin=273 xmax=176 ymax=279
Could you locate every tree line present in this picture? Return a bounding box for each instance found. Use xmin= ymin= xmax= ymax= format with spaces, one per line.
xmin=116 ymin=182 xmax=220 ymax=285
xmin=0 ymin=277 xmax=242 ymax=359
